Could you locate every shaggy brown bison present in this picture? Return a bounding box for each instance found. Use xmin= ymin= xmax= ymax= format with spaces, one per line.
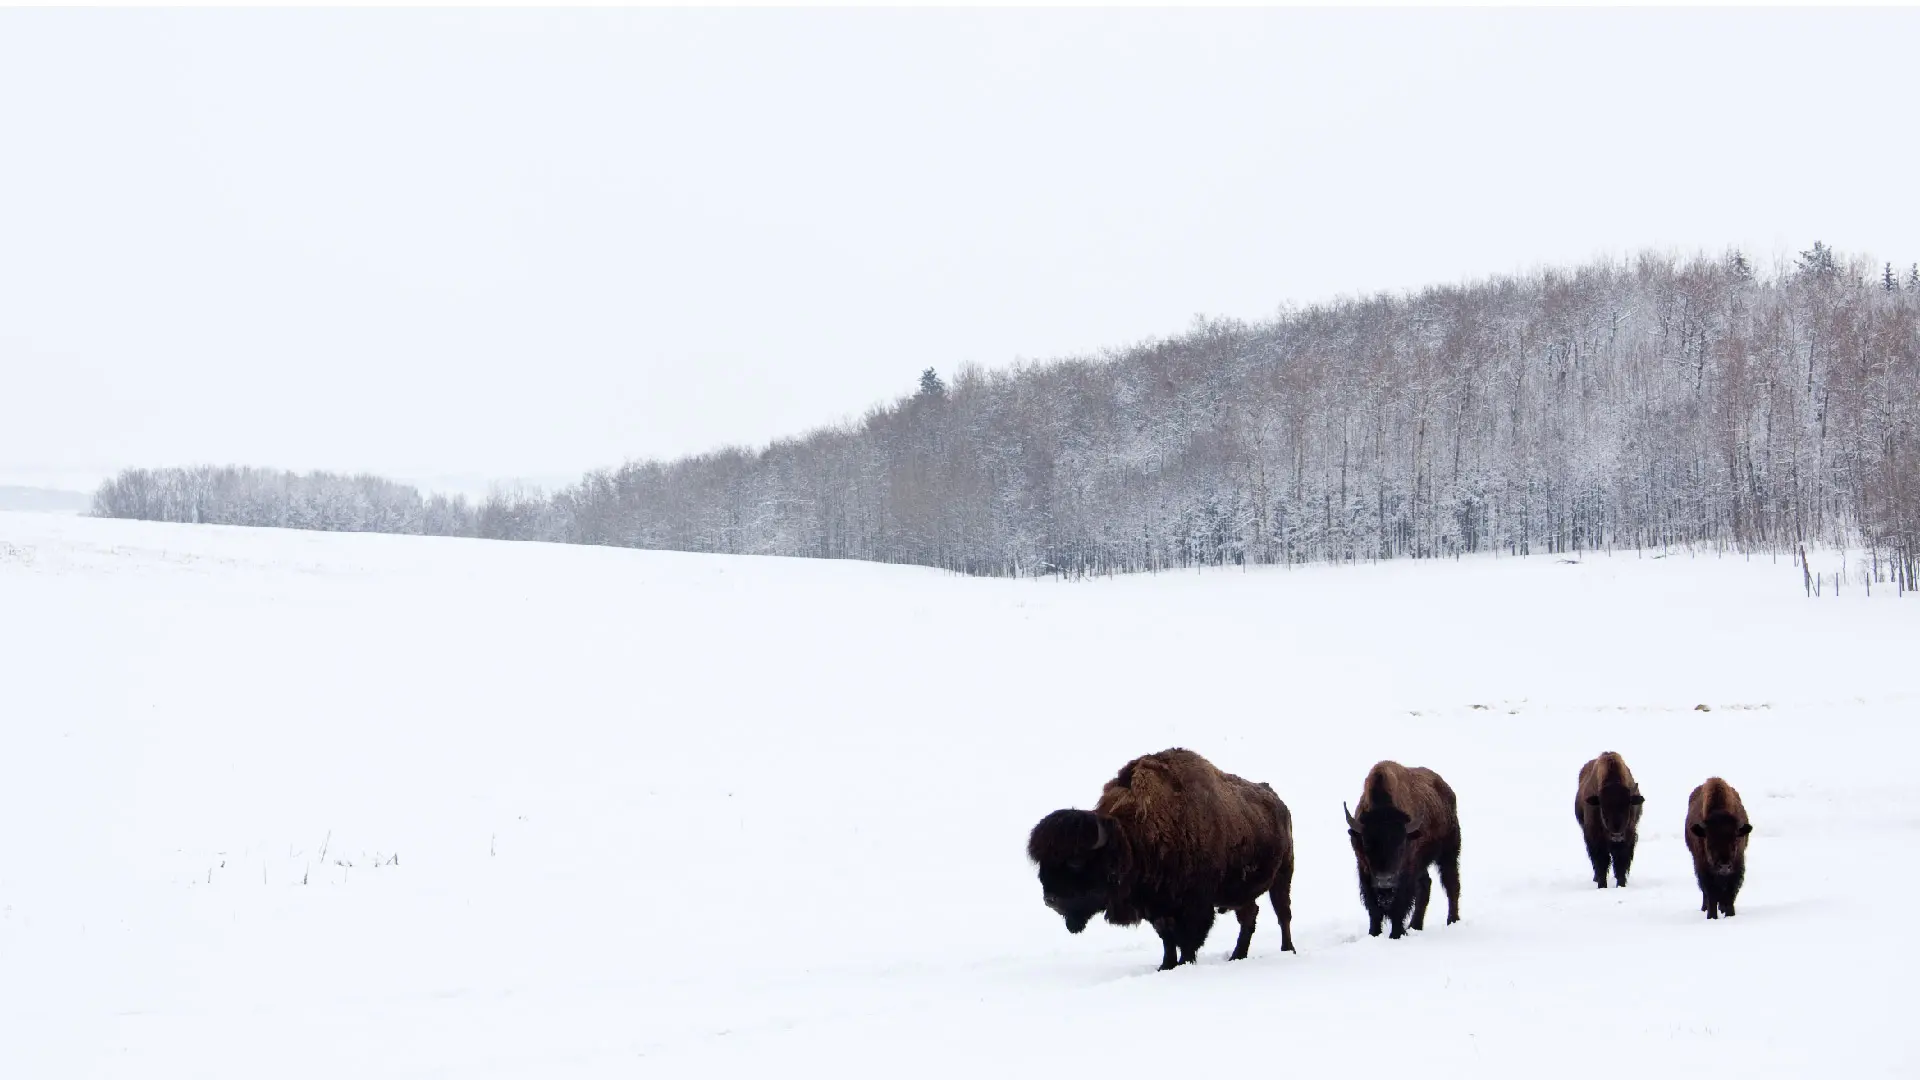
xmin=1686 ymin=777 xmax=1752 ymax=919
xmin=1344 ymin=760 xmax=1461 ymax=939
xmin=1026 ymin=747 xmax=1295 ymax=971
xmin=1576 ymin=751 xmax=1645 ymax=888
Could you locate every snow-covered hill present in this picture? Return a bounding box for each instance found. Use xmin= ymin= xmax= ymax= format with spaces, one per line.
xmin=0 ymin=485 xmax=89 ymax=514
xmin=2 ymin=512 xmax=1913 ymax=1077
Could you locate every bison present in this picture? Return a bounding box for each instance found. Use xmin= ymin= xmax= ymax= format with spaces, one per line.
xmin=1575 ymin=751 xmax=1644 ymax=888
xmin=1344 ymin=760 xmax=1461 ymax=939
xmin=1026 ymin=747 xmax=1295 ymax=970
xmin=1685 ymin=777 xmax=1752 ymax=919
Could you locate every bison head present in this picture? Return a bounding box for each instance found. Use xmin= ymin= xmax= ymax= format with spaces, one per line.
xmin=1346 ymin=801 xmax=1422 ymax=907
xmin=1585 ymin=783 xmax=1645 ymax=844
xmin=1027 ymin=808 xmax=1123 ymax=934
xmin=1689 ymin=812 xmax=1751 ymax=875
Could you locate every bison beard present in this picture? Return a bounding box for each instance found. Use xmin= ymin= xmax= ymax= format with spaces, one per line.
xmin=1026 ymin=748 xmax=1295 ymax=971
xmin=1346 ymin=761 xmax=1462 ymax=941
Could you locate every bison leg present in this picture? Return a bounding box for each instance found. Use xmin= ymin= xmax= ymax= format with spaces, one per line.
xmin=1270 ymin=857 xmax=1296 ymax=953
xmin=1438 ymin=847 xmax=1462 ymax=925
xmin=1610 ymin=839 xmax=1634 ymax=887
xmin=1586 ymin=833 xmax=1611 ymax=888
xmin=1228 ymin=903 xmax=1259 ymax=960
xmin=1177 ymin=904 xmax=1215 ymax=965
xmin=1409 ymin=871 xmax=1433 ymax=932
xmin=1386 ymin=878 xmax=1413 ymax=940
xmin=1151 ymin=918 xmax=1181 ymax=970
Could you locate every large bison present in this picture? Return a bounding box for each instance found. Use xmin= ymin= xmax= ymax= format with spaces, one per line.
xmin=1575 ymin=751 xmax=1644 ymax=888
xmin=1026 ymin=747 xmax=1295 ymax=970
xmin=1344 ymin=760 xmax=1462 ymax=939
xmin=1685 ymin=777 xmax=1752 ymax=919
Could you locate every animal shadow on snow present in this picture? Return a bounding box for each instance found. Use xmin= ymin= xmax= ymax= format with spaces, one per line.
xmin=1076 ymin=934 xmax=1315 ymax=986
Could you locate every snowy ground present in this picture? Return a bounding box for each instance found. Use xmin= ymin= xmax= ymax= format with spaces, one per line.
xmin=2 ymin=511 xmax=1915 ymax=1078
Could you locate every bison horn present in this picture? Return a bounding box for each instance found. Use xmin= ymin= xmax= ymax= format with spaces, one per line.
xmin=1090 ymin=815 xmax=1108 ymax=851
xmin=1343 ymin=801 xmax=1356 ymax=828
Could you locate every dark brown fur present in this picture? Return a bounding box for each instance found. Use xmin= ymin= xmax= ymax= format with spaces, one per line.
xmin=1345 ymin=761 xmax=1462 ymax=940
xmin=1575 ymin=751 xmax=1644 ymax=888
xmin=1685 ymin=777 xmax=1751 ymax=919
xmin=1026 ymin=748 xmax=1295 ymax=970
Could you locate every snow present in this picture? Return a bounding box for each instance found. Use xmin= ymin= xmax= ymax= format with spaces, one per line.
xmin=2 ymin=511 xmax=1915 ymax=1077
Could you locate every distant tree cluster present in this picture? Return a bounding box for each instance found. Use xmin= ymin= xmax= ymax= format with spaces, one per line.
xmin=94 ymin=245 xmax=1920 ymax=590
xmin=88 ymin=466 xmax=562 ymax=541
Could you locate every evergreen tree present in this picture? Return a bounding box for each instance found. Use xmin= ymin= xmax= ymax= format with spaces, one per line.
xmin=1726 ymin=248 xmax=1754 ymax=282
xmin=1796 ymin=241 xmax=1839 ymax=281
xmin=1884 ymin=262 xmax=1899 ymax=292
xmin=918 ymin=367 xmax=946 ymax=400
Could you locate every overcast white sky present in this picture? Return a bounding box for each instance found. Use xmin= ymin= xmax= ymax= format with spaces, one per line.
xmin=3 ymin=8 xmax=1917 ymax=495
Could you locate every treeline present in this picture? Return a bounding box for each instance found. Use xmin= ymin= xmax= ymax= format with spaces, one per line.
xmin=88 ymin=466 xmax=558 ymax=540
xmin=94 ymin=245 xmax=1920 ymax=590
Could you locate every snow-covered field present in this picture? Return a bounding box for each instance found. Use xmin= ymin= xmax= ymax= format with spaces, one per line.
xmin=3 ymin=511 xmax=1915 ymax=1078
